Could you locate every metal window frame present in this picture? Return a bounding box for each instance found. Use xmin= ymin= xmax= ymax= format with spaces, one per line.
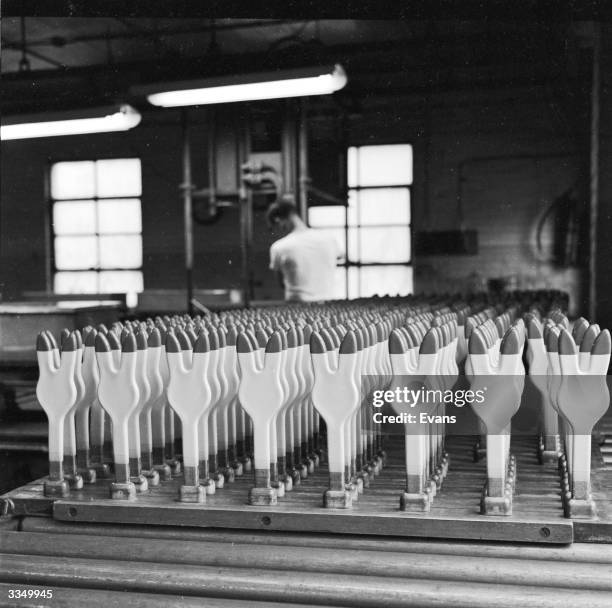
xmin=48 ymin=157 xmax=144 ymax=294
xmin=308 ymin=143 xmax=414 ymax=299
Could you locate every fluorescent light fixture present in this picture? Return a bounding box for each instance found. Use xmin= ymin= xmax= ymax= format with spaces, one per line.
xmin=1 ymin=104 xmax=142 ymax=141
xmin=135 ymin=64 xmax=347 ymax=107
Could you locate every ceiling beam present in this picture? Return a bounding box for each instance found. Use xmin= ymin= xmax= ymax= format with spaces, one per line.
xmin=0 ymin=19 xmax=300 ymax=50
xmin=0 ymin=37 xmax=66 ymax=68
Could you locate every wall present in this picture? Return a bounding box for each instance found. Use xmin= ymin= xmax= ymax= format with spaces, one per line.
xmin=594 ymin=24 xmax=612 ymax=328
xmin=1 ymin=81 xmax=590 ymax=313
xmin=0 ymin=109 xmax=259 ymax=302
xmin=344 ymin=85 xmax=588 ymax=315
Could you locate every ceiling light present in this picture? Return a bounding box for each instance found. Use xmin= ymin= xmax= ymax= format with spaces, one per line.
xmin=135 ymin=64 xmax=347 ymax=107
xmin=1 ymin=104 xmax=142 ymax=141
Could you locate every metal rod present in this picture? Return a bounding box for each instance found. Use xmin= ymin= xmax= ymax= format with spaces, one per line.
xmin=182 ymin=110 xmax=194 ymax=315
xmin=207 ymin=106 xmax=217 ymax=218
xmin=298 ymin=99 xmax=309 ymax=220
xmin=307 ymin=184 xmax=346 ymax=206
xmin=589 ymin=24 xmax=600 ymax=322
xmin=245 ymin=130 xmax=254 ymax=304
xmin=281 ymin=101 xmax=296 ymax=200
xmin=339 ymin=109 xmax=349 ymax=299
xmin=2 ymin=20 xmax=296 ymax=49
xmin=238 ymin=114 xmax=253 ymax=306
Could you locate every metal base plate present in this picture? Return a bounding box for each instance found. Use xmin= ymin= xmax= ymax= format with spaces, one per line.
xmin=4 ymin=435 xmax=599 ymax=544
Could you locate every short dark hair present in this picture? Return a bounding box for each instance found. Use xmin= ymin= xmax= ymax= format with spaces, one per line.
xmin=266 ymin=199 xmax=299 ymax=227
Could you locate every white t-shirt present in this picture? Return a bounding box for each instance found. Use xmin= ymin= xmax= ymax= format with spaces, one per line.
xmin=269 ymin=228 xmax=338 ymax=301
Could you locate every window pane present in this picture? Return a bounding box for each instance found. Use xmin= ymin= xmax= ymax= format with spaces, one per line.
xmin=53 ymin=201 xmax=96 ymax=235
xmin=347 ymin=190 xmax=358 ymax=227
xmin=358 ymin=227 xmax=411 ymax=263
xmin=347 ymin=266 xmax=360 ymax=299
xmin=358 ymin=265 xmax=413 ymax=297
xmin=99 ymin=235 xmax=142 ymax=269
xmin=50 ymin=161 xmax=95 ymax=199
xmin=55 ymin=236 xmax=98 ymax=269
xmin=308 ymin=206 xmax=345 ymax=227
xmin=98 ymin=199 xmax=142 ymax=234
xmin=356 ymin=188 xmax=411 ymax=225
xmin=54 ymin=271 xmax=98 ymax=294
xmin=99 ymin=270 xmax=144 ymax=293
xmin=331 ymin=266 xmax=347 ymax=300
xmin=347 ymin=227 xmax=360 ymax=263
xmin=348 ymin=144 xmax=412 ymax=187
xmin=347 ymin=147 xmax=359 ymax=189
xmin=96 ymin=159 xmax=142 ymax=197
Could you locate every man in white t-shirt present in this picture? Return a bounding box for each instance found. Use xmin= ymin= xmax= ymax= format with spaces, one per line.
xmin=267 ymin=199 xmax=338 ymax=302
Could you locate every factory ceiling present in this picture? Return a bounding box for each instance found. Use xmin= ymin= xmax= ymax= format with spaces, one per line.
xmin=0 ymin=18 xmax=597 ymax=116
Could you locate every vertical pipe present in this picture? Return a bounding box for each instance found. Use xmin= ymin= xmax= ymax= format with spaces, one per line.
xmin=298 ymin=99 xmax=309 ymax=221
xmin=207 ymin=106 xmax=217 ymax=218
xmin=340 ymin=110 xmax=349 ymax=299
xmin=282 ymin=101 xmax=295 ymax=200
xmin=589 ymin=24 xmax=600 ymax=322
xmin=44 ymin=164 xmax=52 ymax=293
xmin=245 ymin=124 xmax=254 ymax=303
xmin=182 ymin=110 xmax=194 ymax=314
xmin=238 ymin=112 xmax=253 ymax=305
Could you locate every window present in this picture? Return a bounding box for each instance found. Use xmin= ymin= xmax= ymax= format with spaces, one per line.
xmin=308 ymin=144 xmax=413 ymax=299
xmin=50 ymin=159 xmax=144 ymax=300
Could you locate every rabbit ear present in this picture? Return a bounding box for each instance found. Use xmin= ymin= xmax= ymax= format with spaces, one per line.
xmin=500 ymin=327 xmax=521 ymax=355
xmin=419 ymin=329 xmax=438 ymax=355
xmin=147 ymin=327 xmax=162 ymax=348
xmin=165 ymin=332 xmax=182 ymax=354
xmin=194 ymin=331 xmax=210 ymax=354
xmin=60 ymin=328 xmax=71 ymax=347
xmin=135 ymin=330 xmax=147 ymax=351
xmin=84 ymin=328 xmax=98 ymax=347
xmin=176 ymin=329 xmax=192 ymax=351
xmin=309 ymin=331 xmax=327 ymax=355
xmin=310 ymin=331 xmax=332 ymax=378
xmin=107 ymin=331 xmax=121 ymax=351
xmin=545 ymin=327 xmax=559 ymax=353
xmin=36 ymin=332 xmax=56 ymax=374
xmin=95 ymin=332 xmax=111 ymax=353
xmin=265 ymin=331 xmax=282 ymax=355
xmin=592 ymin=329 xmax=611 ymax=356
xmin=572 ymin=317 xmax=589 ymax=345
xmin=338 ymin=331 xmax=358 ymax=378
xmin=225 ymin=324 xmax=238 ymax=347
xmin=468 ymin=328 xmax=487 ymax=355
xmin=45 ymin=330 xmax=59 ymax=351
xmin=237 ymin=332 xmax=258 ymax=378
xmin=237 ymin=332 xmax=254 ymax=354
xmin=580 ymin=324 xmax=600 ymax=353
xmin=61 ymin=332 xmax=78 ymax=353
xmin=558 ymin=329 xmax=580 ymax=375
xmin=590 ymin=329 xmax=611 ymax=374
xmin=121 ymin=332 xmax=137 ymax=353
xmin=37 ymin=331 xmax=53 ymax=352
xmin=558 ymin=329 xmax=576 ymax=356
xmin=527 ymin=316 xmax=542 ymax=340
xmin=339 ymin=330 xmax=357 ymax=355
xmin=389 ymin=329 xmax=407 ymax=355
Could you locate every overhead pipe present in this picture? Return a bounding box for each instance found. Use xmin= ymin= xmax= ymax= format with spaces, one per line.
xmin=180 ymin=110 xmax=194 ymax=315
xmin=589 ymin=24 xmax=600 ymax=322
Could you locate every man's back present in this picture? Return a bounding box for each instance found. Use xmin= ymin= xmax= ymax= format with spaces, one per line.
xmin=270 ymin=228 xmax=337 ymax=301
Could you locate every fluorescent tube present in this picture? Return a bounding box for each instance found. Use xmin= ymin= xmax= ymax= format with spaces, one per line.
xmin=1 ymin=104 xmax=142 ymax=140
xmin=140 ymin=64 xmax=347 ymax=107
